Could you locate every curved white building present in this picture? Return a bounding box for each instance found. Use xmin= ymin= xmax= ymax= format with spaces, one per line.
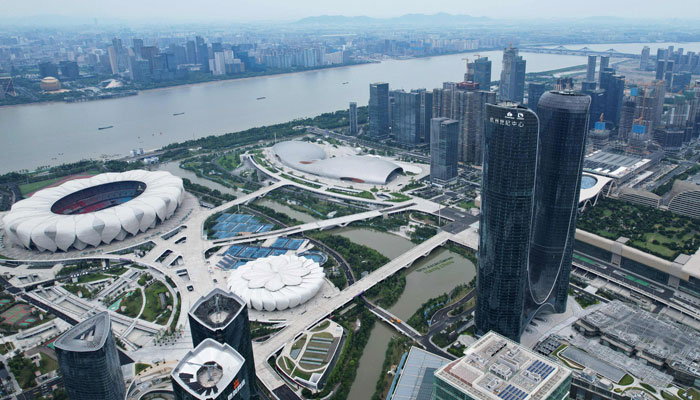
xmin=227 ymin=254 xmax=324 ymax=311
xmin=272 ymin=141 xmax=403 ymax=184
xmin=2 ymin=170 xmax=184 ymax=252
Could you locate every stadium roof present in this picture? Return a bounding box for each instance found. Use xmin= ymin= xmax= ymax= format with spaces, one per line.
xmin=272 ymin=141 xmax=404 ymax=185
xmin=54 ymin=312 xmax=111 ymax=352
xmin=579 ymin=173 xmax=613 ymax=205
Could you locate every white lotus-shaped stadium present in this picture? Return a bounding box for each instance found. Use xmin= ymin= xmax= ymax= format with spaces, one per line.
xmin=2 ymin=170 xmax=184 ymax=252
xmin=227 ymin=254 xmax=325 ymax=311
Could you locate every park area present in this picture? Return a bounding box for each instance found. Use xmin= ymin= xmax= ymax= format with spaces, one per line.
xmin=577 ymin=197 xmax=700 ymax=261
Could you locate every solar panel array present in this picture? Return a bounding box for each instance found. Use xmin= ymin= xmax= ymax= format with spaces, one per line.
xmin=526 ymin=360 xmax=555 ymax=380
xmin=210 ymin=213 xmax=274 ymax=239
xmin=498 ymin=384 xmax=528 ymax=400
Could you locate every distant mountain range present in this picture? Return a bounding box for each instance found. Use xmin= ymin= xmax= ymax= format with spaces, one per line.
xmin=295 ymin=13 xmax=491 ymax=25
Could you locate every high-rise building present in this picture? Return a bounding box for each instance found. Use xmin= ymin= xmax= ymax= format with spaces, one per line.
xmin=598 ymin=55 xmax=610 ymax=82
xmin=186 ymin=40 xmax=197 ymax=64
xmin=499 ymin=47 xmax=526 ymax=103
xmin=640 ymin=46 xmax=651 ymax=70
xmin=586 ymin=55 xmax=596 ymax=82
xmin=132 ymin=38 xmax=144 ymax=60
xmin=213 ymin=52 xmax=226 ymax=76
xmin=38 ymin=61 xmax=58 ymax=78
xmin=54 ymin=312 xmax=126 ymax=400
xmin=172 ymin=338 xmax=250 ymax=399
xmin=433 ymin=331 xmax=572 ymax=400
xmin=369 ymin=82 xmax=390 ymax=139
xmin=527 ymin=83 xmax=546 ymax=113
xmin=107 ymin=46 xmax=119 ymax=74
xmin=392 ymin=90 xmax=422 ymax=146
xmin=476 ymin=103 xmax=539 ymax=341
xmin=430 ymin=118 xmax=459 ymax=185
xmin=59 ymin=61 xmax=79 ymax=80
xmin=196 ymin=36 xmax=210 ymax=73
xmin=527 ymin=91 xmax=590 ymax=318
xmin=416 ymin=89 xmax=434 ymax=144
xmin=349 ymin=102 xmax=358 ymax=135
xmin=466 ymin=57 xmax=492 ymax=90
xmin=188 ymin=289 xmax=256 ymax=396
xmin=599 ymin=68 xmax=625 ymax=127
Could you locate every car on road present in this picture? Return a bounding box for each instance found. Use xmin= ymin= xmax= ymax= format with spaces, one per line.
xmin=187 ymin=285 xmax=194 ymax=291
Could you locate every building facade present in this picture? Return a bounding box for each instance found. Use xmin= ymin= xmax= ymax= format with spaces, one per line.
xmin=349 ymin=102 xmax=358 ymax=135
xmin=430 ymin=117 xmax=459 ymax=185
xmin=499 ymin=47 xmax=526 ymax=103
xmin=527 ymin=83 xmax=546 ymax=114
xmin=467 ymin=57 xmax=492 ymax=90
xmin=392 ymin=90 xmax=422 ymax=146
xmin=586 ymin=55 xmax=596 ymax=82
xmin=369 ymin=82 xmax=390 ymax=139
xmin=54 ymin=312 xmax=125 ymax=400
xmin=527 ymin=91 xmax=591 ymax=319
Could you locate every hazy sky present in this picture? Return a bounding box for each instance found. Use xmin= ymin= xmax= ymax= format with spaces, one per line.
xmin=4 ymin=0 xmax=700 ymax=22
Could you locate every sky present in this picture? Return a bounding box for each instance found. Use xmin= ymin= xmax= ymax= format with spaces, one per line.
xmin=3 ymin=0 xmax=700 ymax=22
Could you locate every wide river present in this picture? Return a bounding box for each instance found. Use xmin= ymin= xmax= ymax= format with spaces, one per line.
xmin=2 ymin=41 xmax=699 ymax=174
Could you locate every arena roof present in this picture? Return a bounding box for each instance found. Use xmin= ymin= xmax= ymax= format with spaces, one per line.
xmin=578 ymin=173 xmax=613 ymax=206
xmin=227 ymin=254 xmax=324 ymax=311
xmin=2 ymin=170 xmax=184 ymax=252
xmin=272 ymin=141 xmax=404 ymax=185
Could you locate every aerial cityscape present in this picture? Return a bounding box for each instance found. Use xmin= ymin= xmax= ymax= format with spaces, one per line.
xmin=1 ymin=1 xmax=700 ymax=400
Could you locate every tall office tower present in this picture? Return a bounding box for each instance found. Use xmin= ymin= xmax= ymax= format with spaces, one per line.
xmin=499 ymin=47 xmax=526 ymax=103
xmin=196 ymin=36 xmax=210 ymax=73
xmin=169 ymin=44 xmax=188 ymax=67
xmin=586 ymin=55 xmax=596 ymax=81
xmin=107 ymin=46 xmax=119 ymax=74
xmin=476 ymin=103 xmax=539 ymax=341
xmin=38 ymin=61 xmax=58 ymax=78
xmin=640 ymin=46 xmax=651 ymax=70
xmin=430 ymin=118 xmax=459 ymax=185
xmin=369 ymin=83 xmax=390 ymax=139
xmin=598 ymin=55 xmax=610 ymax=82
xmin=456 ymin=84 xmax=496 ymax=165
xmin=186 ymin=40 xmax=197 ymax=64
xmin=349 ymin=102 xmax=358 ymax=135
xmin=600 ymin=68 xmax=626 ymax=126
xmin=59 ymin=61 xmax=79 ymax=80
xmin=527 ymin=83 xmax=546 ymax=113
xmin=392 ymin=90 xmax=422 ymax=147
xmin=466 ymin=57 xmax=492 ymax=89
xmin=54 ymin=312 xmax=125 ymax=400
xmin=432 ymin=83 xmax=457 ymax=120
xmin=172 ymin=338 xmax=250 ymax=399
xmin=432 ymin=331 xmax=572 ymax=400
xmin=656 ymin=59 xmax=667 ymax=81
xmin=189 ymin=289 xmax=256 ymax=396
xmin=132 ymin=38 xmax=144 ymax=60
xmin=213 ymin=52 xmax=226 ymax=76
xmin=416 ymin=89 xmax=434 ymax=143
xmin=619 ymin=97 xmax=637 ymax=140
xmin=527 ymin=91 xmax=590 ymax=319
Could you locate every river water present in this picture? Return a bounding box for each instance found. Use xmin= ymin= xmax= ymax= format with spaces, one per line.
xmin=334 ymin=227 xmax=475 ymax=400
xmin=1 ymin=50 xmax=593 ymax=173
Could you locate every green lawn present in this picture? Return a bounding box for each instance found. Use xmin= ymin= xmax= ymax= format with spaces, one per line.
xmin=135 ymin=363 xmax=151 ymax=375
xmin=117 ymin=290 xmax=143 ymax=318
xmin=77 ymin=272 xmax=110 ymax=283
xmin=141 ymin=281 xmax=173 ymax=323
xmin=19 ymin=177 xmax=64 ymax=195
xmin=618 ymin=374 xmax=634 ymax=386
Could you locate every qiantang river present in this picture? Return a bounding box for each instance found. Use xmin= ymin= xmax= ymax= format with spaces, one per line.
xmin=2 ymin=41 xmax=699 ymax=174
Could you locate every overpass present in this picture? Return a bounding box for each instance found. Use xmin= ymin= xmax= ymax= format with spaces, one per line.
xmin=520 ymin=46 xmax=644 ymax=59
xmin=252 ymin=230 xmax=453 ymax=394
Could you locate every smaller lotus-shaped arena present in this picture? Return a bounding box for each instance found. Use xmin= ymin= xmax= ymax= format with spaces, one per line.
xmin=227 ymin=254 xmax=325 ymax=311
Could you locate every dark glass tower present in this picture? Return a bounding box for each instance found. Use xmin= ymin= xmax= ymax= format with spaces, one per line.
xmin=430 ymin=117 xmax=459 ymax=185
xmin=349 ymin=102 xmax=358 ymax=135
xmin=54 ymin=312 xmax=125 ymax=400
xmin=527 ymin=83 xmax=546 ymax=114
xmin=498 ymin=47 xmax=526 ymax=103
xmin=526 ymin=91 xmax=591 ymax=321
xmin=392 ymin=90 xmax=421 ymax=146
xmin=369 ymin=82 xmax=390 ymax=139
xmin=476 ymin=103 xmax=539 ymax=341
xmin=189 ymin=289 xmax=257 ymax=396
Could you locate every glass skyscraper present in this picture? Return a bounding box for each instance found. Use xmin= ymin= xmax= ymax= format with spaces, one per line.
xmin=476 ymin=92 xmax=591 ymax=342
xmin=54 ymin=312 xmax=125 ymax=400
xmin=369 ymin=82 xmax=390 ymax=139
xmin=189 ymin=289 xmax=257 ymax=397
xmin=430 ymin=117 xmax=459 ymax=185
xmin=476 ymin=103 xmax=539 ymax=341
xmin=498 ymin=47 xmax=526 ymax=103
xmin=527 ymin=91 xmax=591 ymax=319
xmin=392 ymin=90 xmax=421 ymax=146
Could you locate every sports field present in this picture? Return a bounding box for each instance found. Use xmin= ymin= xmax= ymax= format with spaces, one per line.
xmin=0 ymin=304 xmax=36 ymax=328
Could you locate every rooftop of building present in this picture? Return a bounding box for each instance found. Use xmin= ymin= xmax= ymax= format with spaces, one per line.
xmin=390 ymin=346 xmax=450 ymax=400
xmin=171 ymin=338 xmax=245 ymax=400
xmin=583 ymin=150 xmax=652 ymax=179
xmin=54 ymin=311 xmax=111 ymax=352
xmin=434 ymin=331 xmax=571 ymax=400
xmin=189 ymin=288 xmax=245 ymax=331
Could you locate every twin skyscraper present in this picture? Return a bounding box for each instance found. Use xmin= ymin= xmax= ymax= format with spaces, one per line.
xmin=476 ymin=91 xmax=591 ymax=342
